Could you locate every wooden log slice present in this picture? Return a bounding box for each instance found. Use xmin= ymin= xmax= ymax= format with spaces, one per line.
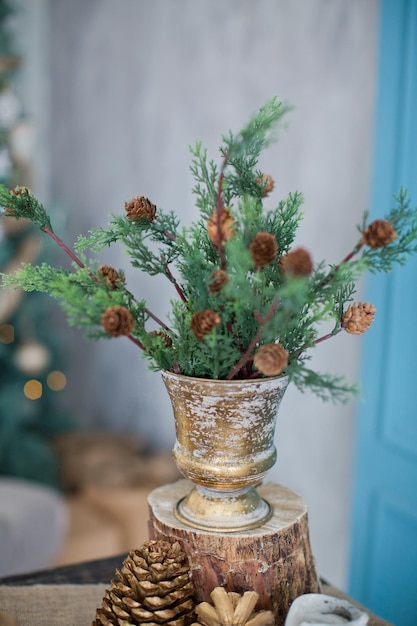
xmin=148 ymin=479 xmax=321 ymax=625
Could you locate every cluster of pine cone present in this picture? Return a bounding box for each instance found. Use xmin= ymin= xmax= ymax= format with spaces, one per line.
xmin=98 ymin=184 xmax=398 ymax=378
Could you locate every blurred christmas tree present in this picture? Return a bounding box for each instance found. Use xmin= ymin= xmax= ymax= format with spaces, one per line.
xmin=0 ymin=0 xmax=74 ymax=489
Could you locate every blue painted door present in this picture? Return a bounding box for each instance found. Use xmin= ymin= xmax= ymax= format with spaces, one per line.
xmin=349 ymin=2 xmax=417 ymax=625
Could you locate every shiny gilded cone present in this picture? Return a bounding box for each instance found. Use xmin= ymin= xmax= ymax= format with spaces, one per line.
xmin=190 ymin=309 xmax=221 ymax=339
xmin=207 ymin=209 xmax=235 ymax=245
xmin=280 ymin=247 xmax=313 ymax=277
xmin=192 ymin=587 xmax=274 ymax=626
xmin=253 ymin=343 xmax=289 ymax=377
xmin=125 ymin=195 xmax=157 ymax=222
xmin=93 ymin=540 xmax=195 ymax=626
xmin=342 ymin=302 xmax=376 ymax=335
xmin=249 ymin=232 xmax=278 ymax=269
xmin=361 ymin=219 xmax=397 ymax=249
xmin=101 ymin=305 xmax=135 ymax=337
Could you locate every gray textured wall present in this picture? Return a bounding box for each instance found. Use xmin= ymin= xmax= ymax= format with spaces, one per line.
xmin=21 ymin=0 xmax=379 ymax=590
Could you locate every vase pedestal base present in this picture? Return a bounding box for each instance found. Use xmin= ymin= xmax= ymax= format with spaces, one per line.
xmin=148 ymin=479 xmax=321 ymax=626
xmin=175 ymin=484 xmax=273 ymax=532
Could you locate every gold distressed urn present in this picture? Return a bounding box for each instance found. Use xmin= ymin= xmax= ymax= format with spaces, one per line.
xmin=161 ymin=370 xmax=289 ymax=532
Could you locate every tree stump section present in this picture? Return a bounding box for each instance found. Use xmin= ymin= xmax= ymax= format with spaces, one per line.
xmin=148 ymin=479 xmax=321 ymax=625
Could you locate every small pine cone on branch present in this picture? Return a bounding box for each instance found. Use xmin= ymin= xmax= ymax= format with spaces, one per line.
xmin=125 ymin=196 xmax=157 ymax=222
xmin=98 ymin=265 xmax=125 ymax=290
xmin=361 ymin=219 xmax=397 ymax=249
xmin=207 ymin=209 xmax=235 ymax=245
xmin=101 ymin=305 xmax=135 ymax=337
xmin=190 ymin=309 xmax=221 ymax=339
xmin=253 ymin=343 xmax=289 ymax=377
xmin=249 ymin=232 xmax=278 ymax=269
xmin=209 ymin=269 xmax=229 ymax=294
xmin=193 ymin=586 xmax=274 ymax=626
xmin=280 ymin=247 xmax=313 ymax=277
xmin=93 ymin=540 xmax=195 ymax=626
xmin=342 ymin=302 xmax=376 ymax=335
xmin=149 ymin=330 xmax=173 ymax=348
xmin=254 ymin=173 xmax=275 ymax=197
xmin=5 ymin=186 xmax=32 ymax=215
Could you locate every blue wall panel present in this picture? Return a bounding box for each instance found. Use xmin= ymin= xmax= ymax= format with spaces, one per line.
xmin=349 ymin=1 xmax=417 ymax=623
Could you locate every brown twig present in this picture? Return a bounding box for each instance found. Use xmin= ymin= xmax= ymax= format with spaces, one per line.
xmin=323 ymin=241 xmax=363 ymax=286
xmin=215 ymin=151 xmax=230 ymax=271
xmin=226 ymin=297 xmax=279 ymax=380
xmin=164 ymin=230 xmax=177 ymax=242
xmin=41 ymin=226 xmax=172 ymax=344
xmin=164 ymin=263 xmax=188 ymax=303
xmin=127 ymin=334 xmax=146 ymax=350
xmin=314 ymin=327 xmax=342 ymax=345
xmin=42 ymin=226 xmax=85 ymax=268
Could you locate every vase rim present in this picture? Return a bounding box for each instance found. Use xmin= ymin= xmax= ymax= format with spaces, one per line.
xmin=161 ymin=369 xmax=289 ymax=385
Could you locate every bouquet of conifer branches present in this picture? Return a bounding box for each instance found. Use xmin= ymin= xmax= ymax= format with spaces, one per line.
xmin=1 ymin=97 xmax=417 ymax=401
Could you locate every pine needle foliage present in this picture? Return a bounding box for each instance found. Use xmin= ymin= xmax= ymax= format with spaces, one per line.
xmin=1 ymin=96 xmax=417 ymax=401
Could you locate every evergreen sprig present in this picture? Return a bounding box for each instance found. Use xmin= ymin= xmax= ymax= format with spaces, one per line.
xmin=1 ymin=96 xmax=417 ymax=401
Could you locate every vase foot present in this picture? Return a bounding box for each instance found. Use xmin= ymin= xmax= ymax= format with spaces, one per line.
xmin=175 ymin=484 xmax=273 ymax=532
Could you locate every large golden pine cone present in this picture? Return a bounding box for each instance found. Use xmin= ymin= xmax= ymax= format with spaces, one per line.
xmin=249 ymin=232 xmax=278 ymax=269
xmin=280 ymin=247 xmax=313 ymax=277
xmin=101 ymin=305 xmax=135 ymax=337
xmin=253 ymin=343 xmax=289 ymax=377
xmin=342 ymin=302 xmax=376 ymax=335
xmin=207 ymin=209 xmax=235 ymax=245
xmin=125 ymin=196 xmax=157 ymax=222
xmin=361 ymin=219 xmax=397 ymax=249
xmin=93 ymin=540 xmax=195 ymax=626
xmin=190 ymin=309 xmax=221 ymax=339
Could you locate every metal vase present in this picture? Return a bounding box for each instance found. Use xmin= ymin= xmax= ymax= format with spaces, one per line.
xmin=161 ymin=370 xmax=289 ymax=532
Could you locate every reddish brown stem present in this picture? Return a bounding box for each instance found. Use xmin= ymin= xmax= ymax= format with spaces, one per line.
xmin=164 ymin=230 xmax=177 ymax=242
xmin=42 ymin=226 xmax=172 ymax=342
xmin=314 ymin=327 xmax=342 ymax=345
xmin=324 ymin=241 xmax=364 ymax=285
xmin=165 ymin=264 xmax=188 ymax=303
xmin=226 ymin=329 xmax=263 ymax=380
xmin=42 ymin=226 xmax=86 ymax=269
xmin=214 ymin=151 xmax=230 ymax=271
xmin=226 ymin=298 xmax=279 ymax=380
xmin=336 ymin=242 xmax=363 ymax=271
xmin=127 ymin=334 xmax=146 ymax=350
xmin=294 ymin=325 xmax=343 ymax=362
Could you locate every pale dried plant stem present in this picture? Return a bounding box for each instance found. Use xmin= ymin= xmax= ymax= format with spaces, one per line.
xmin=233 ymin=592 xmax=260 ymax=626
xmin=245 ymin=611 xmax=274 ymax=626
xmin=195 ymin=602 xmax=221 ymax=626
xmin=211 ymin=587 xmax=235 ymax=626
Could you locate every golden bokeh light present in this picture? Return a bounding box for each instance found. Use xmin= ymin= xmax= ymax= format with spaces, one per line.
xmin=0 ymin=324 xmax=14 ymax=344
xmin=47 ymin=370 xmax=67 ymax=391
xmin=23 ymin=379 xmax=42 ymax=400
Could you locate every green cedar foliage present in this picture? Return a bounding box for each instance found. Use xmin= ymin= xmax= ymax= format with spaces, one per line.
xmin=2 ymin=97 xmax=417 ymax=401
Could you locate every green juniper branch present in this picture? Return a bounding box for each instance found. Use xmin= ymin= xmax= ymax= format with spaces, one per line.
xmin=1 ymin=97 xmax=417 ymax=401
